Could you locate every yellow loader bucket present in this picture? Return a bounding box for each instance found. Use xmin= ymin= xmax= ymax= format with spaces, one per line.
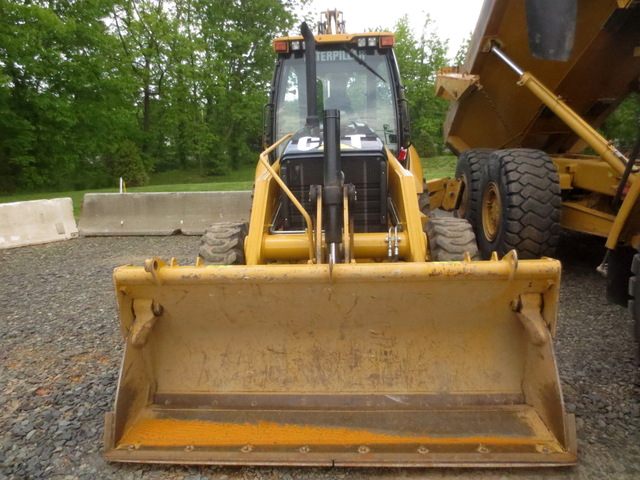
xmin=104 ymin=256 xmax=576 ymax=467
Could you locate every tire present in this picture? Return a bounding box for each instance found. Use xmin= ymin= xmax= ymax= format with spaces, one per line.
xmin=425 ymin=216 xmax=479 ymax=261
xmin=606 ymin=246 xmax=635 ymax=306
xmin=629 ymin=246 xmax=640 ymax=351
xmin=454 ymin=149 xmax=492 ymax=229
xmin=198 ymin=222 xmax=248 ymax=265
xmin=476 ymin=148 xmax=561 ymax=260
xmin=418 ymin=182 xmax=431 ymax=216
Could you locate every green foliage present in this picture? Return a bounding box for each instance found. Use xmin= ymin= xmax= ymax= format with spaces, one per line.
xmin=421 ymin=155 xmax=457 ymax=179
xmin=600 ymin=93 xmax=640 ymax=153
xmin=0 ymin=0 xmax=307 ymax=194
xmin=0 ymin=1 xmax=457 ymax=195
xmin=392 ymin=15 xmax=454 ymax=157
xmin=109 ymin=140 xmax=149 ymax=187
xmin=453 ymin=35 xmax=472 ymax=66
xmin=108 ymin=0 xmax=301 ymax=178
xmin=0 ymin=0 xmax=139 ymax=193
xmin=147 ymin=164 xmax=255 ymax=186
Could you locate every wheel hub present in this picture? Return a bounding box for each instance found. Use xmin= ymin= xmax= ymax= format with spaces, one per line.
xmin=482 ymin=181 xmax=501 ymax=242
xmin=456 ymin=174 xmax=469 ymax=219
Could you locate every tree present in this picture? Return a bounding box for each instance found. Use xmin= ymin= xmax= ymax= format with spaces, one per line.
xmin=108 ymin=0 xmax=305 ymax=176
xmin=109 ymin=140 xmax=148 ymax=186
xmin=190 ymin=0 xmax=302 ymax=174
xmin=0 ymin=0 xmax=312 ymax=192
xmin=600 ymin=93 xmax=640 ymax=154
xmin=392 ymin=15 xmax=451 ymax=157
xmin=0 ymin=0 xmax=138 ymax=192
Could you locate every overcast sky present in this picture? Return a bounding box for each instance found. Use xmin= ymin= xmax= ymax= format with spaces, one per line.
xmin=297 ymin=0 xmax=485 ymax=56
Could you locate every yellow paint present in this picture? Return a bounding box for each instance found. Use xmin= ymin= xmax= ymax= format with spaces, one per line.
xmin=118 ymin=419 xmax=563 ymax=450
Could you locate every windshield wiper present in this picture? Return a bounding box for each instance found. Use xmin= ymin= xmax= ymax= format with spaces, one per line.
xmin=340 ymin=46 xmax=387 ymax=83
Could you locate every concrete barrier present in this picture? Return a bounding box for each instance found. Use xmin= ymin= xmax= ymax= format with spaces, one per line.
xmin=78 ymin=191 xmax=252 ymax=236
xmin=0 ymin=198 xmax=78 ymax=249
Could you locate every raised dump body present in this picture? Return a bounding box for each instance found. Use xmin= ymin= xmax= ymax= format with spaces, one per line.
xmin=441 ymin=0 xmax=640 ymax=156
xmin=105 ymin=12 xmax=577 ymax=467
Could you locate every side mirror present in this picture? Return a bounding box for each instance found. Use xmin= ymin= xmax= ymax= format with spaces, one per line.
xmin=525 ymin=0 xmax=577 ymax=61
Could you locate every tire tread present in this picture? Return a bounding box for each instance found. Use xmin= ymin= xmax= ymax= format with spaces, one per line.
xmin=426 ymin=216 xmax=479 ymax=261
xmin=478 ymin=148 xmax=561 ymax=259
xmin=198 ymin=222 xmax=248 ymax=265
xmin=455 ymin=148 xmax=492 ymax=227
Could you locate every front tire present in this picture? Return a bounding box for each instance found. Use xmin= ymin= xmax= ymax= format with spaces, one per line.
xmin=198 ymin=222 xmax=248 ymax=265
xmin=476 ymin=148 xmax=561 ymax=259
xmin=425 ymin=216 xmax=479 ymax=261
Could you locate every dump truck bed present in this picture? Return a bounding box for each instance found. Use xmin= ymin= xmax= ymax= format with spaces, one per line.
xmin=443 ymin=0 xmax=640 ymax=155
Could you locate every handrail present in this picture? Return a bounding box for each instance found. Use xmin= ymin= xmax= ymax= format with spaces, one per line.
xmin=259 ymin=134 xmax=315 ymax=262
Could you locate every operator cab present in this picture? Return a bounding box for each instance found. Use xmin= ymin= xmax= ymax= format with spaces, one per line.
xmin=265 ymin=21 xmax=410 ymax=234
xmin=268 ymin=28 xmax=408 ymax=155
xmin=272 ymin=40 xmax=402 ymax=154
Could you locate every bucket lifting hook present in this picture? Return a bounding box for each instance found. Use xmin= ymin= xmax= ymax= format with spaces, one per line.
xmin=129 ymin=299 xmax=163 ymax=348
xmin=514 ymin=293 xmax=550 ymax=345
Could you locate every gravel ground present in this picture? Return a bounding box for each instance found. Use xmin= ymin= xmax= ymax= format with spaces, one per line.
xmin=1 ymin=233 xmax=639 ymax=480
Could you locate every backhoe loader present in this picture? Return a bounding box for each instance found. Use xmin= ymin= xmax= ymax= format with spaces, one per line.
xmin=104 ymin=11 xmax=576 ymax=467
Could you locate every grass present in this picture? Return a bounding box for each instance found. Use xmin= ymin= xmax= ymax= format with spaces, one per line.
xmin=147 ymin=164 xmax=256 ymax=186
xmin=0 ymin=156 xmax=457 ymax=219
xmin=421 ymin=155 xmax=457 ymax=180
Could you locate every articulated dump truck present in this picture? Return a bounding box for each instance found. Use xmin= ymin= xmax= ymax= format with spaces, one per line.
xmin=104 ymin=11 xmax=576 ymax=467
xmin=435 ymin=1 xmax=640 ymax=344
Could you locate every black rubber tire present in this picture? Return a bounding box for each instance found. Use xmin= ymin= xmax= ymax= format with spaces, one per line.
xmin=606 ymin=246 xmax=635 ymax=306
xmin=425 ymin=216 xmax=479 ymax=261
xmin=198 ymin=222 xmax=248 ymax=265
xmin=418 ymin=182 xmax=431 ymax=216
xmin=476 ymin=148 xmax=562 ymax=260
xmin=454 ymin=148 xmax=492 ymax=229
xmin=629 ymin=246 xmax=640 ymax=351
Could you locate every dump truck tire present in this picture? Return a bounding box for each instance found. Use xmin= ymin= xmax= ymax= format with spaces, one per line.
xmin=425 ymin=216 xmax=479 ymax=261
xmin=419 ymin=182 xmax=430 ymax=215
xmin=198 ymin=222 xmax=248 ymax=265
xmin=630 ymin=246 xmax=640 ymax=352
xmin=476 ymin=148 xmax=561 ymax=260
xmin=607 ymin=246 xmax=635 ymax=306
xmin=454 ymin=148 xmax=492 ymax=228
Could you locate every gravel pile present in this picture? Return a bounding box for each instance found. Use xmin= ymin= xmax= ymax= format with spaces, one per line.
xmin=1 ymin=234 xmax=638 ymax=480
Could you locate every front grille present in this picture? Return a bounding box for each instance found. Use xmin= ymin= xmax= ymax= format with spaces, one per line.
xmin=280 ymin=153 xmax=388 ymax=233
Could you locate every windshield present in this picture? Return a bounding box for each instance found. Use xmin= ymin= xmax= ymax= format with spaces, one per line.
xmin=274 ymin=46 xmax=398 ymax=152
